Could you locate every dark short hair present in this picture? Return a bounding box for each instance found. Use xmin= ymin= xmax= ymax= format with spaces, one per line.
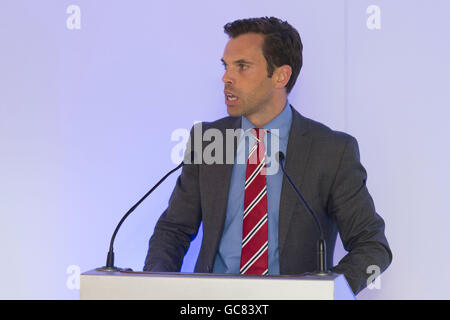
xmin=224 ymin=16 xmax=303 ymax=94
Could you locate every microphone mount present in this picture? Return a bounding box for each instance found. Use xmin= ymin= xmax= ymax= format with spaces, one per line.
xmin=96 ymin=158 xmax=186 ymax=272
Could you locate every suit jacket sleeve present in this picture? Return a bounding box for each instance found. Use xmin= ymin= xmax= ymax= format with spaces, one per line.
xmin=329 ymin=134 xmax=393 ymax=295
xmin=143 ymin=126 xmax=202 ymax=272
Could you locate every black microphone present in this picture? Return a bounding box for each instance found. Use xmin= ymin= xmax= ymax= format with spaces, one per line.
xmin=276 ymin=152 xmax=330 ymax=276
xmin=96 ymin=152 xmax=195 ymax=272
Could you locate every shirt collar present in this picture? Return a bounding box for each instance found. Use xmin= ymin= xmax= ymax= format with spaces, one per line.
xmin=241 ymin=99 xmax=292 ymax=140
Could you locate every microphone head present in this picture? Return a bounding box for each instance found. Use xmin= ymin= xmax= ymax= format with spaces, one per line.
xmin=276 ymin=151 xmax=285 ymax=163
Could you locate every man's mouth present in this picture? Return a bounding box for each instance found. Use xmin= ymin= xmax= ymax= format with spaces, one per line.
xmin=225 ymin=91 xmax=239 ymax=102
xmin=226 ymin=94 xmax=238 ymax=101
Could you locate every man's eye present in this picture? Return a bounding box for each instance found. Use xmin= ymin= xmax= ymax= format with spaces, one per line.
xmin=239 ymin=64 xmax=248 ymax=70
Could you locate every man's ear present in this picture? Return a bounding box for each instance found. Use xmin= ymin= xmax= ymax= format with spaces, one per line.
xmin=272 ymin=65 xmax=292 ymax=89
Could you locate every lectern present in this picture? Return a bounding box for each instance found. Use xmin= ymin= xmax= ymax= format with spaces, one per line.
xmin=80 ymin=270 xmax=355 ymax=300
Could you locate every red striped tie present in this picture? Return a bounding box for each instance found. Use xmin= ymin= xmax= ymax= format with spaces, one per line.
xmin=240 ymin=128 xmax=268 ymax=275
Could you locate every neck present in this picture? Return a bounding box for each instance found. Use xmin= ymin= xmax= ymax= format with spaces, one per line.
xmin=246 ymin=94 xmax=287 ymax=127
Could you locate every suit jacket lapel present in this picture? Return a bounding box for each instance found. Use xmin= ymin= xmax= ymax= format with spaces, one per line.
xmin=203 ymin=116 xmax=241 ymax=257
xmin=278 ymin=106 xmax=312 ymax=257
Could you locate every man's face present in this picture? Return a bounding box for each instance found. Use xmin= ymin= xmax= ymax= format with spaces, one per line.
xmin=221 ymin=33 xmax=275 ymax=118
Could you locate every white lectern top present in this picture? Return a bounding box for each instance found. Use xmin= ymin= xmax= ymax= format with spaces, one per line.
xmin=81 ymin=269 xmax=355 ymax=300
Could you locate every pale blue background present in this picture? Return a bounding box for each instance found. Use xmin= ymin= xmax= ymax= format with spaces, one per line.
xmin=1 ymin=0 xmax=449 ymax=299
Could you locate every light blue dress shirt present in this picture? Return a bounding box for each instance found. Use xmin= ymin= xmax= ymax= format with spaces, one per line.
xmin=213 ymin=101 xmax=293 ymax=275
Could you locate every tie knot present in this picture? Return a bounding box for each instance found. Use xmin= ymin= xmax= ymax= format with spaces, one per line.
xmin=251 ymin=128 xmax=267 ymax=141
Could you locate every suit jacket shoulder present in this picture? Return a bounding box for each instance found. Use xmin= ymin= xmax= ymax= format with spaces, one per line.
xmin=294 ymin=109 xmax=356 ymax=147
xmin=194 ymin=115 xmax=241 ymax=132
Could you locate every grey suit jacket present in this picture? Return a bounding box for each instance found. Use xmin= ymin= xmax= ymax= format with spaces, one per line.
xmin=144 ymin=105 xmax=392 ymax=295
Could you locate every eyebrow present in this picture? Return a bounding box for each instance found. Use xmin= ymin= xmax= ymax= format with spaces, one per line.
xmin=221 ymin=58 xmax=254 ymax=65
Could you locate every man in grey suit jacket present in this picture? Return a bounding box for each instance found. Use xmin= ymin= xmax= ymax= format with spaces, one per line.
xmin=144 ymin=17 xmax=392 ymax=296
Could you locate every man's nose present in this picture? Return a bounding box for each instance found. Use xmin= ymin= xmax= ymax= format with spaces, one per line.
xmin=222 ymin=70 xmax=234 ymax=85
